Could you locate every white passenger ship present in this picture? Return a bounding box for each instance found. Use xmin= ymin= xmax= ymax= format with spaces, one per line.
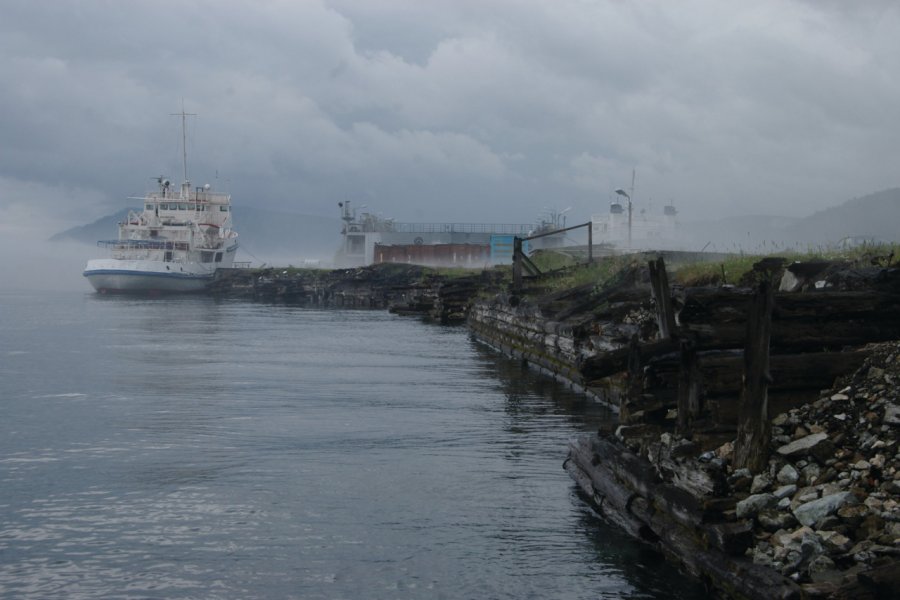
xmin=84 ymin=112 xmax=238 ymax=293
xmin=83 ymin=178 xmax=238 ymax=293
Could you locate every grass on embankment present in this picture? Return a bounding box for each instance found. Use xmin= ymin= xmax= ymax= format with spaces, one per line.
xmin=673 ymin=244 xmax=897 ymax=287
xmin=243 ymin=242 xmax=897 ymax=299
xmin=525 ymin=244 xmax=899 ymax=294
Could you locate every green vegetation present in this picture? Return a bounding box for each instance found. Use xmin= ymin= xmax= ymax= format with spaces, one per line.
xmin=525 ymin=252 xmax=637 ymax=294
xmin=429 ymin=266 xmax=489 ymax=280
xmin=529 ymin=250 xmax=580 ymax=272
xmin=520 ymin=242 xmax=899 ymax=295
xmin=673 ymin=243 xmax=898 ymax=287
xmin=673 ymin=254 xmax=760 ymax=286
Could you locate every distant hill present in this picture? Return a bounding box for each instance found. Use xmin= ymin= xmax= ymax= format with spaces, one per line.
xmin=50 ymin=206 xmax=343 ymax=263
xmin=50 ymin=207 xmax=134 ymax=245
xmin=784 ymin=187 xmax=900 ymax=244
xmin=679 ymin=188 xmax=900 ymax=252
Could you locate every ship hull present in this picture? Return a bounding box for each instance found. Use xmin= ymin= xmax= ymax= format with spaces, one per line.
xmin=83 ymin=259 xmax=217 ymax=293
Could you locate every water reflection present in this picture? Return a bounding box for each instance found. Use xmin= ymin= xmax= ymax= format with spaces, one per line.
xmin=2 ymin=295 xmax=708 ymax=599
xmin=468 ymin=336 xmax=706 ymax=599
xmin=469 ymin=337 xmax=616 ymax=428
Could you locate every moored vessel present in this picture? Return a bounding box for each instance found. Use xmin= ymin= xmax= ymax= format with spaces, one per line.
xmin=84 ymin=112 xmax=238 ymax=293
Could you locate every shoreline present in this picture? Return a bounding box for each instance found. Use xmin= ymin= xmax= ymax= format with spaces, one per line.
xmin=208 ymin=259 xmax=900 ymax=599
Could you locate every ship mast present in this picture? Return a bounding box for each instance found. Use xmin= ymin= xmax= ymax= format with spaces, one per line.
xmin=171 ymin=101 xmax=197 ymax=195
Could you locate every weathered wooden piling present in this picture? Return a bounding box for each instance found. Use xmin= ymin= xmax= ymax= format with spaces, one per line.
xmin=733 ymin=279 xmax=775 ymax=472
xmin=648 ymin=256 xmax=676 ymax=340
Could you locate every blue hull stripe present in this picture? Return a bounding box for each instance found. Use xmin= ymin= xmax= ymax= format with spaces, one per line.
xmin=83 ymin=269 xmax=215 ymax=281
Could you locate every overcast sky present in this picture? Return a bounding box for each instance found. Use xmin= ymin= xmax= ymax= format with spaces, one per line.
xmin=2 ymin=0 xmax=898 ymax=241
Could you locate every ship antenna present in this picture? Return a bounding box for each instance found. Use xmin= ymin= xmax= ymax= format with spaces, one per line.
xmin=171 ymin=99 xmax=197 ymax=184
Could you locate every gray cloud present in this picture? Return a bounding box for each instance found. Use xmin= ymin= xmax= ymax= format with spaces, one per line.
xmin=1 ymin=0 xmax=898 ymax=237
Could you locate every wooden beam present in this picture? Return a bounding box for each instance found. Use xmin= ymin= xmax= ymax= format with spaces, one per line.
xmin=677 ymin=339 xmax=701 ymax=436
xmin=734 ymin=280 xmax=775 ymax=472
xmin=512 ymin=237 xmax=523 ymax=292
xmin=648 ymin=257 xmax=677 ymax=340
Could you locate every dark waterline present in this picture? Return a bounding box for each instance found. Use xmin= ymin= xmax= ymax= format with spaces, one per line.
xmin=0 ymin=291 xmax=705 ymax=599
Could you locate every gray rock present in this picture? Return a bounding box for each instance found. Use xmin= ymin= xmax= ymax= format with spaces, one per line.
xmin=751 ymin=472 xmax=773 ymax=494
xmin=801 ymin=463 xmax=822 ymax=486
xmin=814 ymin=515 xmax=842 ymax=531
xmin=819 ymin=530 xmax=852 ymax=553
xmin=794 ymin=487 xmax=820 ymax=505
xmin=729 ymin=467 xmax=752 ymax=482
xmin=758 ymin=509 xmax=798 ymax=532
xmin=793 ymin=492 xmax=856 ymax=527
xmin=777 ymin=464 xmax=799 ymax=485
xmin=776 ymin=433 xmax=834 ymax=463
xmin=868 ymin=367 xmax=885 ymax=380
xmin=884 ymin=403 xmax=900 ymax=426
xmin=736 ymin=493 xmax=777 ymax=519
xmin=779 ymin=270 xmax=803 ymax=293
xmin=774 ymin=484 xmax=797 ymax=499
xmin=783 ymin=527 xmax=824 ymax=575
xmin=808 ymin=554 xmax=836 ymax=575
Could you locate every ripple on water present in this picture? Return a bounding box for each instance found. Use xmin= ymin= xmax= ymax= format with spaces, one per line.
xmin=0 ymin=295 xmax=706 ymax=600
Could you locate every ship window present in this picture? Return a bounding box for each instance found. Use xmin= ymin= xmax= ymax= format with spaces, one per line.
xmin=165 ymin=251 xmax=173 ymax=262
xmin=220 ymin=206 xmax=229 ymax=212
xmin=145 ymin=204 xmax=153 ymax=211
xmin=179 ymin=204 xmax=188 ymax=210
xmin=215 ymin=252 xmax=223 ymax=263
xmin=160 ymin=203 xmax=169 ymax=210
xmin=188 ymin=204 xmax=196 ymax=211
xmin=201 ymin=251 xmax=214 ymax=263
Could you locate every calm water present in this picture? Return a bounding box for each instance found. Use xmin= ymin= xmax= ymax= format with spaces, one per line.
xmin=0 ymin=291 xmax=704 ymax=599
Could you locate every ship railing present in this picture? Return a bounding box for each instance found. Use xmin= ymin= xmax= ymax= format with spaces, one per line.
xmin=143 ymin=189 xmax=231 ymax=203
xmin=97 ymin=240 xmax=191 ymax=251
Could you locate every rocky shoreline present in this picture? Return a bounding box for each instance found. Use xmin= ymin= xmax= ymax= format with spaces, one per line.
xmin=731 ymin=342 xmax=900 ymax=592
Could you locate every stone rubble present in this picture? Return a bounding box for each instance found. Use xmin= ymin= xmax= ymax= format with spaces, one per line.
xmin=724 ymin=341 xmax=900 ymax=585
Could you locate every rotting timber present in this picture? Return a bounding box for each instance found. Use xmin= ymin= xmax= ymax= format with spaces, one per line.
xmin=467 ymin=254 xmax=900 ymax=599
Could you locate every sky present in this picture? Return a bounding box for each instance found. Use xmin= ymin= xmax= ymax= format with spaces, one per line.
xmin=1 ymin=0 xmax=899 ymax=247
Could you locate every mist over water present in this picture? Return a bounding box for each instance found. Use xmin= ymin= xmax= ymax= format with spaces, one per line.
xmin=0 ymin=292 xmax=705 ymax=599
xmin=0 ymin=231 xmax=96 ymax=292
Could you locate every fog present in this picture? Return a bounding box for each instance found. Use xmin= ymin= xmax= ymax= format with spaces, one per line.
xmin=0 ymin=235 xmax=95 ymax=292
xmin=2 ymin=1 xmax=898 ymax=290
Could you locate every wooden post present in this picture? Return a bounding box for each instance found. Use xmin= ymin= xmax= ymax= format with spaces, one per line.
xmin=624 ymin=334 xmax=642 ymax=418
xmin=733 ymin=279 xmax=775 ymax=472
xmin=676 ymin=338 xmax=700 ymax=436
xmin=513 ymin=237 xmax=523 ymax=293
xmin=648 ymin=257 xmax=676 ymax=340
xmin=587 ymin=224 xmax=593 ymax=264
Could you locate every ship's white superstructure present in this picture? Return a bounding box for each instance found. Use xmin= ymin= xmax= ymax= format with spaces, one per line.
xmin=591 ymin=202 xmax=679 ymax=250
